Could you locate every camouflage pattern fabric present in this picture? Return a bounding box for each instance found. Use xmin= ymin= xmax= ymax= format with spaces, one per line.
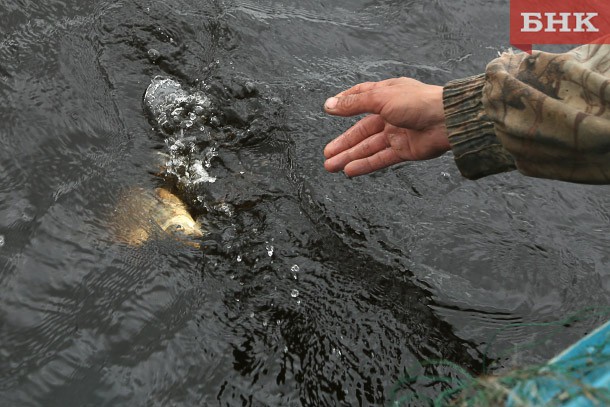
xmin=443 ymin=44 xmax=610 ymax=184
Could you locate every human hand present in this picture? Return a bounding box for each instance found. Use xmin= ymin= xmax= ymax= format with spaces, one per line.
xmin=323 ymin=78 xmax=450 ymax=177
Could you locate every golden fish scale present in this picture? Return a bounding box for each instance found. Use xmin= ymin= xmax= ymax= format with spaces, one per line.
xmin=111 ymin=187 xmax=203 ymax=247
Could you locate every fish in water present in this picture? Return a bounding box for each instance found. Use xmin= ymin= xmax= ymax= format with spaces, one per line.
xmin=111 ymin=187 xmax=204 ymax=247
xmin=110 ymin=77 xmax=216 ymax=248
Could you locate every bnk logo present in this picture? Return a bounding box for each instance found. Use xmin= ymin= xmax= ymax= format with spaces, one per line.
xmin=522 ymin=13 xmax=599 ymax=33
xmin=510 ymin=0 xmax=610 ymax=53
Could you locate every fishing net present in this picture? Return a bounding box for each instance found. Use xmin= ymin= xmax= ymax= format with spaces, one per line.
xmin=389 ymin=306 xmax=610 ymax=406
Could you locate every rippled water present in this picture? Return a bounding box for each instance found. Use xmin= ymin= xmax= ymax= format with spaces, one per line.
xmin=1 ymin=0 xmax=609 ymax=405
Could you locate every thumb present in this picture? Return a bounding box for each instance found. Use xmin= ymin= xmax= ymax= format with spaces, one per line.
xmin=324 ymin=92 xmax=384 ymax=117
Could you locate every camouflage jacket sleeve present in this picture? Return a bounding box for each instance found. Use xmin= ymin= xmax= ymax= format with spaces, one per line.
xmin=442 ymin=44 xmax=610 ymax=184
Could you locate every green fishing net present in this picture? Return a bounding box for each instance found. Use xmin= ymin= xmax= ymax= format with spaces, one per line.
xmin=389 ymin=307 xmax=610 ymax=406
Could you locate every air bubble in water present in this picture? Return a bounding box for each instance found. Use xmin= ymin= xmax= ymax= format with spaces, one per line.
xmin=237 ymin=255 xmax=242 ymax=262
xmin=214 ymin=203 xmax=234 ymax=217
xmin=147 ymin=48 xmax=161 ymax=63
xmin=204 ymin=147 xmax=218 ymax=168
xmin=189 ymin=160 xmax=216 ymax=184
xmin=291 ymin=289 xmax=299 ymax=298
xmin=291 ymin=264 xmax=299 ymax=272
xmin=0 ymin=235 xmax=4 ymax=248
xmin=266 ymin=244 xmax=274 ymax=257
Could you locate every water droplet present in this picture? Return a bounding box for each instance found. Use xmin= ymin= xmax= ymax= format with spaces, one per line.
xmin=210 ymin=116 xmax=220 ymax=127
xmin=147 ymin=48 xmax=161 ymax=62
xmin=214 ymin=203 xmax=234 ymax=216
xmin=291 ymin=264 xmax=299 ymax=273
xmin=291 ymin=289 xmax=299 ymax=298
xmin=189 ymin=160 xmax=216 ymax=184
xmin=204 ymin=147 xmax=218 ymax=168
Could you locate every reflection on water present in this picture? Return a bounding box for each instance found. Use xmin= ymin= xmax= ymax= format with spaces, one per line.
xmin=0 ymin=0 xmax=609 ymax=405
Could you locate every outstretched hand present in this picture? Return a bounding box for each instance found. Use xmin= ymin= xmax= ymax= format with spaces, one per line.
xmin=323 ymin=78 xmax=451 ymax=177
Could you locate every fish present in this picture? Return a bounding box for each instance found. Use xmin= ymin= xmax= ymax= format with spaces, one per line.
xmin=111 ymin=187 xmax=204 ymax=248
xmin=109 ymin=76 xmax=213 ymax=248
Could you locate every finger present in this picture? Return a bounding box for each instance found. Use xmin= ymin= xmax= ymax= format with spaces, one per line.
xmin=324 ymin=131 xmax=390 ymax=173
xmin=335 ymin=78 xmax=401 ymax=98
xmin=324 ymin=115 xmax=385 ymax=159
xmin=343 ymin=148 xmax=403 ymax=177
xmin=324 ymin=90 xmax=388 ymax=117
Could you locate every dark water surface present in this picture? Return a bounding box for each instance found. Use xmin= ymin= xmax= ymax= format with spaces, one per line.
xmin=1 ymin=0 xmax=609 ymax=405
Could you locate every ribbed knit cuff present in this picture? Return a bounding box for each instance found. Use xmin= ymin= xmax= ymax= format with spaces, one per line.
xmin=443 ymin=74 xmax=516 ymax=180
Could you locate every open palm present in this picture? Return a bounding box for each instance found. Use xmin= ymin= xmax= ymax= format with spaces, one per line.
xmin=324 ymin=78 xmax=450 ymax=177
xmin=324 ymin=114 xmax=449 ymax=176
